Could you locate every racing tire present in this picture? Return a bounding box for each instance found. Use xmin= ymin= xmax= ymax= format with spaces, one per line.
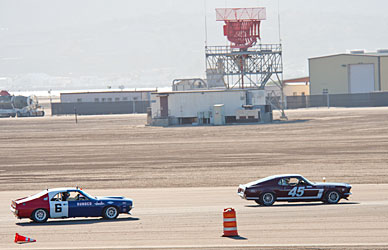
xmin=259 ymin=192 xmax=276 ymax=206
xmin=103 ymin=206 xmax=119 ymax=220
xmin=31 ymin=208 xmax=48 ymax=223
xmin=325 ymin=190 xmax=341 ymax=204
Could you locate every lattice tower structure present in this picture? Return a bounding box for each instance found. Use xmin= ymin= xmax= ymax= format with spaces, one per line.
xmin=206 ymin=8 xmax=286 ymax=119
xmin=205 ymin=44 xmax=283 ymax=89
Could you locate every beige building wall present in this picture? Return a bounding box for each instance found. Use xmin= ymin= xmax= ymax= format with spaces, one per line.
xmin=284 ymin=85 xmax=310 ymax=96
xmin=379 ymin=56 xmax=388 ymax=91
xmin=309 ymin=55 xmax=379 ymax=95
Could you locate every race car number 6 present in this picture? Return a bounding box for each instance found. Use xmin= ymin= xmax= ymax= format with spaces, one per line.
xmin=288 ymin=186 xmax=305 ymax=197
xmin=55 ymin=204 xmax=62 ymax=213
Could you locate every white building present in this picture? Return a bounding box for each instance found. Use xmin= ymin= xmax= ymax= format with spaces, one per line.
xmin=150 ymin=89 xmax=272 ymax=126
xmin=60 ymin=90 xmax=155 ymax=103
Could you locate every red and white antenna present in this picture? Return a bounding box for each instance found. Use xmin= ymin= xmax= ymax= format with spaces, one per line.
xmin=216 ymin=7 xmax=266 ymax=49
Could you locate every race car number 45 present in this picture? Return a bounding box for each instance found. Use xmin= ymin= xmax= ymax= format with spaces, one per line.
xmin=288 ymin=187 xmax=305 ymax=197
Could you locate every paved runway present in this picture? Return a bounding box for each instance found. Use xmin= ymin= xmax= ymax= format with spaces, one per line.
xmin=1 ymin=185 xmax=388 ymax=249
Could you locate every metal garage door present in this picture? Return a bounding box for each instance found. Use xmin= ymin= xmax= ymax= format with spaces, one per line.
xmin=348 ymin=64 xmax=375 ymax=93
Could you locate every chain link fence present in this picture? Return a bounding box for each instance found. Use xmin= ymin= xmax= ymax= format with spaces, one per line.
xmin=286 ymin=92 xmax=388 ymax=109
xmin=51 ymin=101 xmax=150 ymax=115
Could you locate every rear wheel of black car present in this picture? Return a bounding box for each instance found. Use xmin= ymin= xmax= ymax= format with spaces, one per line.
xmin=260 ymin=192 xmax=276 ymax=206
xmin=31 ymin=208 xmax=48 ymax=223
xmin=325 ymin=190 xmax=341 ymax=204
xmin=103 ymin=206 xmax=118 ymax=219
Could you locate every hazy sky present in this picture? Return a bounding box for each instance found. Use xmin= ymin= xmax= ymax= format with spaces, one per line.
xmin=1 ymin=0 xmax=388 ymax=90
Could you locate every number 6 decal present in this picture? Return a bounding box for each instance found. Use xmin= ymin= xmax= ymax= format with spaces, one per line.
xmin=288 ymin=187 xmax=305 ymax=197
xmin=55 ymin=204 xmax=62 ymax=213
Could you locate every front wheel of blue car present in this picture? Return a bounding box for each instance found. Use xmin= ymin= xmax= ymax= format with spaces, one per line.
xmin=103 ymin=206 xmax=118 ymax=219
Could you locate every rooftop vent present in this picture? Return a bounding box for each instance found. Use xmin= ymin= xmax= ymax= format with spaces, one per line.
xmin=350 ymin=50 xmax=365 ymax=54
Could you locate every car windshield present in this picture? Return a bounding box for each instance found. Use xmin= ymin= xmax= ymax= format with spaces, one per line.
xmin=78 ymin=190 xmax=95 ymax=200
xmin=300 ymin=176 xmax=314 ymax=185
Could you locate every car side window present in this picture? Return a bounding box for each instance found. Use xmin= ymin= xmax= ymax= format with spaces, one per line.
xmin=67 ymin=191 xmax=89 ymax=201
xmin=51 ymin=193 xmax=62 ymax=201
xmin=278 ymin=178 xmax=289 ymax=186
xmin=288 ymin=178 xmax=299 ymax=186
xmin=278 ymin=178 xmax=300 ymax=186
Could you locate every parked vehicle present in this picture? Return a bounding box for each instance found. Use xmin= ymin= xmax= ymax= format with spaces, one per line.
xmin=0 ymin=91 xmax=44 ymax=118
xmin=238 ymin=174 xmax=352 ymax=206
xmin=11 ymin=187 xmax=133 ymax=223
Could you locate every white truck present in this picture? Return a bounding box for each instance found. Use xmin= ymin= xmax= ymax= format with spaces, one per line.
xmin=0 ymin=94 xmax=44 ymax=118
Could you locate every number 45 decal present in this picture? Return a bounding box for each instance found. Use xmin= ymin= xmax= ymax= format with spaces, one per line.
xmin=288 ymin=186 xmax=305 ymax=197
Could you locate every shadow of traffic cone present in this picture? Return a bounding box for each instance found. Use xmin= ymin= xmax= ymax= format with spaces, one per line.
xmin=14 ymin=233 xmax=36 ymax=244
xmin=222 ymin=208 xmax=239 ymax=237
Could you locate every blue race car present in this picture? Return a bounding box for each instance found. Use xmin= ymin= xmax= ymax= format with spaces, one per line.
xmin=11 ymin=187 xmax=133 ymax=223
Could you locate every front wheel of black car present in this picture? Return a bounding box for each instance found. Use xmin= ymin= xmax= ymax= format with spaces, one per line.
xmin=103 ymin=206 xmax=119 ymax=219
xmin=31 ymin=208 xmax=48 ymax=223
xmin=325 ymin=190 xmax=341 ymax=204
xmin=260 ymin=192 xmax=276 ymax=206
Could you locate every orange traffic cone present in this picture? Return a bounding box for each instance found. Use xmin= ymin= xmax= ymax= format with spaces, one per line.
xmin=222 ymin=207 xmax=238 ymax=237
xmin=14 ymin=233 xmax=36 ymax=244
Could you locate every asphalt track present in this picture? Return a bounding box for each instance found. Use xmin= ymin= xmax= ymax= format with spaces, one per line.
xmin=1 ymin=184 xmax=388 ymax=249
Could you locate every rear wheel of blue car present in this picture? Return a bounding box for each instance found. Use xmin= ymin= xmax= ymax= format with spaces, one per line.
xmin=260 ymin=192 xmax=276 ymax=206
xmin=325 ymin=190 xmax=341 ymax=204
xmin=103 ymin=206 xmax=118 ymax=219
xmin=31 ymin=208 xmax=48 ymax=223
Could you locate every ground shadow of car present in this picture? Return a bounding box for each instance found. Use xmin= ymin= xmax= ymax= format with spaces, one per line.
xmin=16 ymin=216 xmax=139 ymax=226
xmin=245 ymin=201 xmax=360 ymax=208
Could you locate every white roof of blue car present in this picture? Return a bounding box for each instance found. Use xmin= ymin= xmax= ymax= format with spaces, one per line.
xmin=46 ymin=187 xmax=82 ymax=193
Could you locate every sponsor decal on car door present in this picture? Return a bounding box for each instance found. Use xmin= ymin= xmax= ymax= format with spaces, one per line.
xmin=48 ymin=192 xmax=69 ymax=218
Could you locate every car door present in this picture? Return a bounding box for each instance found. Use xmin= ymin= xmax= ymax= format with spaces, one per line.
xmin=283 ymin=177 xmax=324 ymax=201
xmin=67 ymin=191 xmax=95 ymax=217
xmin=48 ymin=192 xmax=69 ymax=218
xmin=276 ymin=177 xmax=307 ymax=201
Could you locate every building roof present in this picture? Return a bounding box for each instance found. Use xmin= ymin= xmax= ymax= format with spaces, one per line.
xmin=60 ymin=90 xmax=156 ymax=95
xmin=283 ymin=77 xmax=310 ymax=84
xmin=309 ymin=52 xmax=388 ymax=60
xmin=152 ymin=88 xmax=263 ymax=95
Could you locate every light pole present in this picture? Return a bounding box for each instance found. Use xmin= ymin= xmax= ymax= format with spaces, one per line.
xmin=133 ymin=97 xmax=138 ymax=114
xmin=323 ymin=88 xmax=329 ymax=108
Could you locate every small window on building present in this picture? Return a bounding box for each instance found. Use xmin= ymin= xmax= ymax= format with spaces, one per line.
xmin=77 ymin=98 xmax=82 ymax=102
xmin=94 ymin=98 xmax=99 ymax=102
xmin=123 ymin=97 xmax=128 ymax=101
xmin=102 ymin=98 xmax=106 ymax=102
xmin=107 ymin=98 xmax=112 ymax=102
xmin=115 ymin=97 xmax=120 ymax=102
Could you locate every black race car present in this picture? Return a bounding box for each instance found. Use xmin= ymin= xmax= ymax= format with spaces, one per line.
xmin=238 ymin=174 xmax=352 ymax=206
